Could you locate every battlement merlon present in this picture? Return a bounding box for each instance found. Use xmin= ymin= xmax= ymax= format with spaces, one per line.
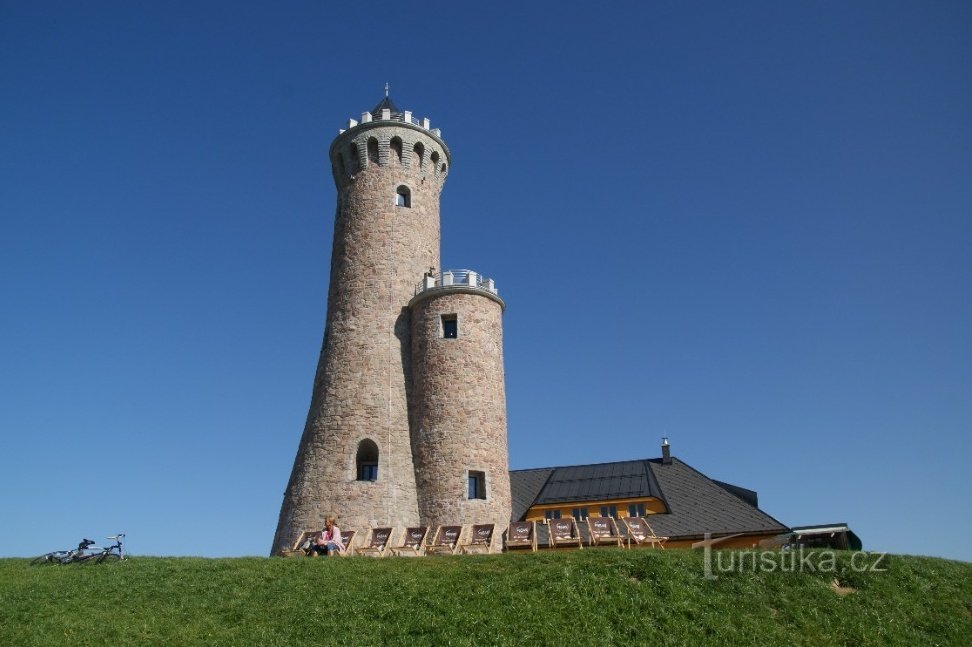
xmin=341 ymin=108 xmax=441 ymax=138
xmin=409 ymin=269 xmax=505 ymax=311
xmin=331 ymin=107 xmax=451 ymax=166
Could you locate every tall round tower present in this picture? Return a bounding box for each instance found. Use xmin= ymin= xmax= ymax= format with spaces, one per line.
xmin=409 ymin=272 xmax=512 ymax=542
xmin=272 ymin=96 xmax=451 ymax=554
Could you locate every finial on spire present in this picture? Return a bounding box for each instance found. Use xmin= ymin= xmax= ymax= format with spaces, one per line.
xmin=385 ymin=82 xmax=390 ymax=98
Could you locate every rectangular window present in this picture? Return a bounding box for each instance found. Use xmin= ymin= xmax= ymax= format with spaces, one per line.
xmin=544 ymin=510 xmax=562 ymax=520
xmin=628 ymin=503 xmax=646 ymax=517
xmin=599 ymin=505 xmax=619 ymax=519
xmin=571 ymin=507 xmax=589 ymax=521
xmin=467 ymin=471 xmax=486 ymax=499
xmin=442 ymin=314 xmax=457 ymax=339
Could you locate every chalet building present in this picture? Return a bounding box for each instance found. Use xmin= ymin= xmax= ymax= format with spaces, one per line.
xmin=510 ymin=441 xmax=790 ymax=549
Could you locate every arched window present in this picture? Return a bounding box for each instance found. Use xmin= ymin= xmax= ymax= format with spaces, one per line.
xmin=431 ymin=151 xmax=440 ymax=167
xmin=356 ymin=439 xmax=378 ymax=481
xmin=395 ymin=185 xmax=411 ymax=208
xmin=440 ymin=162 xmax=447 ymax=175
xmin=413 ymin=142 xmax=425 ymax=168
xmin=367 ymin=137 xmax=379 ymax=165
xmin=390 ymin=137 xmax=403 ymax=164
xmin=349 ymin=143 xmax=360 ymax=174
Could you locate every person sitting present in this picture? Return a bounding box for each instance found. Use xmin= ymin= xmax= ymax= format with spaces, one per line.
xmin=309 ymin=516 xmax=345 ymax=557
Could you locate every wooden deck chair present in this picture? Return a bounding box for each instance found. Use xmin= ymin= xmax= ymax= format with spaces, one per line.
xmin=460 ymin=524 xmax=496 ymax=554
xmin=392 ymin=526 xmax=429 ymax=557
xmin=547 ymin=518 xmax=583 ymax=550
xmin=587 ymin=516 xmax=624 ymax=548
xmin=355 ymin=527 xmax=395 ymax=558
xmin=336 ymin=529 xmax=356 ymax=557
xmin=426 ymin=525 xmax=463 ymax=555
xmin=622 ymin=517 xmax=668 ymax=549
xmin=504 ymin=521 xmax=538 ymax=552
xmin=282 ymin=529 xmax=321 ymax=557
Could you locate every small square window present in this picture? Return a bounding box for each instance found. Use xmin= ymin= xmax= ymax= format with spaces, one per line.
xmin=468 ymin=470 xmax=486 ymax=499
xmin=571 ymin=507 xmax=589 ymax=521
xmin=628 ymin=503 xmax=646 ymax=517
xmin=544 ymin=510 xmax=562 ymax=520
xmin=442 ymin=314 xmax=457 ymax=339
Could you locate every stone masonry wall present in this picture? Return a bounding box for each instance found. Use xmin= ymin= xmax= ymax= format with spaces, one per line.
xmin=409 ymin=291 xmax=512 ymax=547
xmin=271 ymin=122 xmax=449 ymax=555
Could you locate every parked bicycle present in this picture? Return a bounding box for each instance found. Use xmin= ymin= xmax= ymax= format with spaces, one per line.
xmin=79 ymin=533 xmax=126 ymax=564
xmin=30 ymin=538 xmax=96 ymax=565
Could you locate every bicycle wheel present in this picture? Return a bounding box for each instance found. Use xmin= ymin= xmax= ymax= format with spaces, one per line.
xmin=30 ymin=554 xmax=54 ymax=566
xmin=97 ymin=551 xmax=122 ymax=564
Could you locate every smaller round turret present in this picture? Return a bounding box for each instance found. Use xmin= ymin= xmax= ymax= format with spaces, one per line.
xmin=408 ymin=271 xmax=511 ymax=544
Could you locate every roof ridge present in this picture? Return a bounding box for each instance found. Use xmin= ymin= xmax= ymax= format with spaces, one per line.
xmin=510 ymin=457 xmax=658 ymax=473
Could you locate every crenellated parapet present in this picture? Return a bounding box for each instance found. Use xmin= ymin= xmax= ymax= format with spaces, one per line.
xmin=329 ymin=99 xmax=451 ymax=187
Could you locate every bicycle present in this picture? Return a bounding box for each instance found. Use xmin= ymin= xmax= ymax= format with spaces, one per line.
xmin=30 ymin=538 xmax=96 ymax=566
xmin=80 ymin=533 xmax=126 ymax=564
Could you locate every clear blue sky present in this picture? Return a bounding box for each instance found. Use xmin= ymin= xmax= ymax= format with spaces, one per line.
xmin=2 ymin=1 xmax=969 ymax=561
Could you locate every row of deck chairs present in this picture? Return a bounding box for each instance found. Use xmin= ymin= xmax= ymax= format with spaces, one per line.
xmin=288 ymin=516 xmax=667 ymax=557
xmin=289 ymin=524 xmax=498 ymax=558
xmin=508 ymin=516 xmax=668 ymax=551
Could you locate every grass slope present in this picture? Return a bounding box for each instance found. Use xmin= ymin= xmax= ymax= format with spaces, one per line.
xmin=1 ymin=550 xmax=969 ymax=645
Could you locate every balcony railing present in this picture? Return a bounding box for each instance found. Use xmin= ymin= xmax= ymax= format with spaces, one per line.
xmin=414 ymin=269 xmax=498 ymax=297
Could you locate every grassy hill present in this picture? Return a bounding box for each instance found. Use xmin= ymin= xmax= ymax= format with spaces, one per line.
xmin=1 ymin=549 xmax=969 ymax=645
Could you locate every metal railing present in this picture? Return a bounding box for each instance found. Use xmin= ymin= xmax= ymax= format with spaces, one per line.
xmin=414 ymin=269 xmax=498 ymax=296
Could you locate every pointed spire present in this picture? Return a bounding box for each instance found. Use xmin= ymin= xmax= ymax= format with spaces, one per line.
xmin=370 ymin=93 xmax=400 ymax=118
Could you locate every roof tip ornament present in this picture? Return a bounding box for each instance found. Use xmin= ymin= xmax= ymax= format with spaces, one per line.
xmin=385 ymin=82 xmax=390 ymax=98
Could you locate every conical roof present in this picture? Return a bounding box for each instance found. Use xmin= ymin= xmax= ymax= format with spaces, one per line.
xmin=370 ymin=96 xmax=400 ymax=118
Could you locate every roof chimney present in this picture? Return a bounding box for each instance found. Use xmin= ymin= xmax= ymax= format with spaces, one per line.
xmin=661 ymin=437 xmax=672 ymax=464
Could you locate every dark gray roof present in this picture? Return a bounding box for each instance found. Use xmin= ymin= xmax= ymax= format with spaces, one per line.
xmin=712 ymin=479 xmax=759 ymax=508
xmin=508 ymin=456 xmax=788 ymax=542
xmin=642 ymin=458 xmax=788 ymax=540
xmin=530 ymin=460 xmax=663 ymax=505
xmin=509 ymin=468 xmax=553 ymax=522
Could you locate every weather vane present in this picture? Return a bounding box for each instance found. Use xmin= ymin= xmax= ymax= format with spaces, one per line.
xmin=385 ymin=82 xmax=390 ymax=97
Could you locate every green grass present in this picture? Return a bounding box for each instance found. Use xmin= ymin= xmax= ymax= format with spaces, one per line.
xmin=1 ymin=549 xmax=969 ymax=645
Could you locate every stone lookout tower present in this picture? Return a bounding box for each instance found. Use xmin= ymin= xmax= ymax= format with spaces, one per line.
xmin=271 ymin=95 xmax=511 ymax=554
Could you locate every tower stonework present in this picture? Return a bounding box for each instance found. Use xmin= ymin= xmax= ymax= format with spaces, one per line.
xmin=272 ymin=98 xmax=510 ymax=555
xmin=409 ymin=285 xmax=511 ymax=531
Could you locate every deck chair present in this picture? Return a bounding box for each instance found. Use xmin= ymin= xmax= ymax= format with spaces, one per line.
xmin=504 ymin=521 xmax=538 ymax=552
xmin=282 ymin=529 xmax=321 ymax=557
xmin=336 ymin=529 xmax=356 ymax=557
xmin=622 ymin=517 xmax=668 ymax=549
xmin=426 ymin=525 xmax=463 ymax=555
xmin=460 ymin=524 xmax=495 ymax=554
xmin=392 ymin=526 xmax=429 ymax=557
xmin=587 ymin=516 xmax=624 ymax=548
xmin=547 ymin=518 xmax=583 ymax=550
xmin=355 ymin=527 xmax=395 ymax=558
